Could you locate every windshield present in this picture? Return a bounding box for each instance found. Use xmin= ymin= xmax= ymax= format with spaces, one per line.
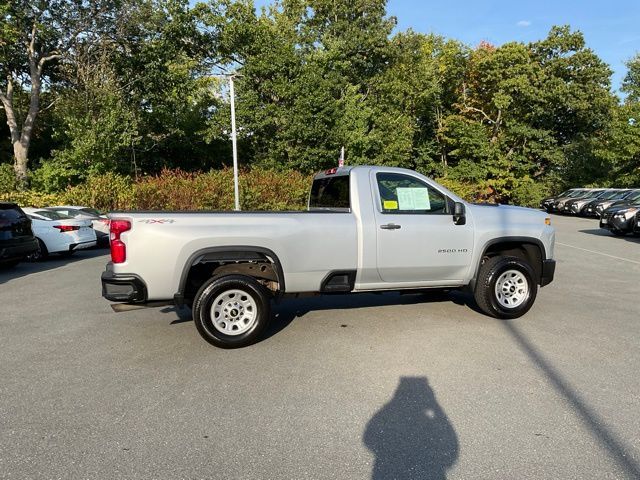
xmin=80 ymin=207 xmax=102 ymax=216
xmin=597 ymin=190 xmax=623 ymax=200
xmin=585 ymin=190 xmax=607 ymax=199
xmin=623 ymin=191 xmax=640 ymax=203
xmin=614 ymin=190 xmax=635 ymax=200
xmin=567 ymin=190 xmax=588 ymax=198
xmin=34 ymin=210 xmax=73 ymax=220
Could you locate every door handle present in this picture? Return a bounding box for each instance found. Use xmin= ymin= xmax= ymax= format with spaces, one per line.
xmin=380 ymin=223 xmax=401 ymax=230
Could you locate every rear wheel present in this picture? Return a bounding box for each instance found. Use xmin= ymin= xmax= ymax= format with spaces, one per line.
xmin=28 ymin=239 xmax=48 ymax=262
xmin=474 ymin=256 xmax=538 ymax=319
xmin=192 ymin=274 xmax=272 ymax=348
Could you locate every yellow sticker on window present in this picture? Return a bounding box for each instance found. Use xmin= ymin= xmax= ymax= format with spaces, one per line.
xmin=383 ymin=200 xmax=398 ymax=210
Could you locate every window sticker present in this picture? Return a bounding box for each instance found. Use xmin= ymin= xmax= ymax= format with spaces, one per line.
xmin=383 ymin=200 xmax=398 ymax=210
xmin=397 ymin=187 xmax=431 ymax=210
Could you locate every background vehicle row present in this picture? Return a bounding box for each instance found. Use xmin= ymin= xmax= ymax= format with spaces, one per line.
xmin=541 ymin=187 xmax=640 ymax=236
xmin=0 ymin=203 xmax=108 ymax=268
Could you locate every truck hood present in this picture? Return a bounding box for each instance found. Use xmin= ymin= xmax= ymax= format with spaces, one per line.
xmin=467 ymin=203 xmax=547 ymax=225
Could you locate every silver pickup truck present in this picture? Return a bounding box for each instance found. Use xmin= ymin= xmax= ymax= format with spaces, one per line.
xmin=102 ymin=166 xmax=556 ymax=348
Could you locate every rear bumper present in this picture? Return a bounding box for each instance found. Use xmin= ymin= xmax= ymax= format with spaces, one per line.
xmin=101 ymin=265 xmax=147 ymax=303
xmin=0 ymin=237 xmax=39 ymax=261
xmin=540 ymin=259 xmax=556 ymax=287
xmin=70 ymin=240 xmax=96 ymax=251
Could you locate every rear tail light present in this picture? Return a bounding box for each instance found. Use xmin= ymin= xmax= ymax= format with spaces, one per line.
xmin=54 ymin=225 xmax=80 ymax=232
xmin=110 ymin=220 xmax=131 ymax=264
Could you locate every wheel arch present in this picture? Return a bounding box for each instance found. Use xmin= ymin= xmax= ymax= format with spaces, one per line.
xmin=174 ymin=246 xmax=285 ymax=306
xmin=470 ymin=237 xmax=546 ymax=291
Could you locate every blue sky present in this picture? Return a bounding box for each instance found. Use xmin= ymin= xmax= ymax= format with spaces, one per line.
xmin=247 ymin=0 xmax=640 ymax=94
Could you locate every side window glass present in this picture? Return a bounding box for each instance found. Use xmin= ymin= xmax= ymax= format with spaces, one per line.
xmin=377 ymin=173 xmax=447 ymax=214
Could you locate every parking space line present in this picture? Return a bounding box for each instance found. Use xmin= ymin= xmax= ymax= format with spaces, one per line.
xmin=556 ymin=242 xmax=640 ymax=265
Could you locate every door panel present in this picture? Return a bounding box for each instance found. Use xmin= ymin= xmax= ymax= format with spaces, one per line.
xmin=372 ymin=171 xmax=473 ymax=283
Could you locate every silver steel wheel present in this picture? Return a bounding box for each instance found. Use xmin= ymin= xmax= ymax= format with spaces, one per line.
xmin=210 ymin=289 xmax=258 ymax=336
xmin=494 ymin=269 xmax=529 ymax=309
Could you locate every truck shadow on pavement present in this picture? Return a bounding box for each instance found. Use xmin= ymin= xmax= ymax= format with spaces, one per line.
xmin=0 ymin=248 xmax=108 ymax=285
xmin=363 ymin=376 xmax=459 ymax=480
xmin=264 ymin=290 xmax=478 ymax=341
xmin=169 ymin=290 xmax=479 ymax=341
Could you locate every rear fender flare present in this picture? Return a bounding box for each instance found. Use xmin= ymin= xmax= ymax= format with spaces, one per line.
xmin=174 ymin=246 xmax=285 ymax=306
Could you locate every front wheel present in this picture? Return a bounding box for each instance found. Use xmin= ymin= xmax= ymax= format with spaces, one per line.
xmin=192 ymin=275 xmax=272 ymax=348
xmin=474 ymin=256 xmax=538 ymax=319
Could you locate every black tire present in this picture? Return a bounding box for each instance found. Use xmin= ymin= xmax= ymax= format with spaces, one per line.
xmin=192 ymin=274 xmax=272 ymax=348
xmin=474 ymin=256 xmax=538 ymax=319
xmin=28 ymin=239 xmax=48 ymax=261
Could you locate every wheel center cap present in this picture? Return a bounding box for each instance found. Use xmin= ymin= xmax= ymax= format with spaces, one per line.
xmin=230 ymin=308 xmax=239 ymax=317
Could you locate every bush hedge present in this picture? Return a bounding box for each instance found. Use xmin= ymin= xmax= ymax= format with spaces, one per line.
xmin=0 ymin=168 xmax=532 ymax=211
xmin=0 ymin=168 xmax=312 ymax=211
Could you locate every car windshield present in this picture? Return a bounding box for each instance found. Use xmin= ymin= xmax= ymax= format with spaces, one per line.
xmin=34 ymin=210 xmax=73 ymax=220
xmin=50 ymin=208 xmax=83 ymax=218
xmin=568 ymin=190 xmax=589 ymax=198
xmin=598 ymin=190 xmax=623 ymax=200
xmin=623 ymin=191 xmax=640 ymax=203
xmin=584 ymin=190 xmax=605 ymax=198
xmin=80 ymin=207 xmax=102 ymax=216
xmin=615 ymin=190 xmax=635 ymax=200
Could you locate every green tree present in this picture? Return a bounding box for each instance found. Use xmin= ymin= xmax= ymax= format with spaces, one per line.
xmin=622 ymin=53 xmax=640 ymax=104
xmin=0 ymin=0 xmax=120 ymax=188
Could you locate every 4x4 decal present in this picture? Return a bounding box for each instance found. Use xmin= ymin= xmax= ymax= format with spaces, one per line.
xmin=137 ymin=219 xmax=176 ymax=224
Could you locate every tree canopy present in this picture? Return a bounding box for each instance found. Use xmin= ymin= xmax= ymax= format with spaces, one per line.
xmin=1 ymin=0 xmax=638 ymax=203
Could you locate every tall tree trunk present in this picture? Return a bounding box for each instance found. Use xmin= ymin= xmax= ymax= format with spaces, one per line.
xmin=0 ymin=76 xmax=30 ymax=189
xmin=0 ymin=19 xmax=52 ymax=190
xmin=13 ymin=141 xmax=29 ymax=188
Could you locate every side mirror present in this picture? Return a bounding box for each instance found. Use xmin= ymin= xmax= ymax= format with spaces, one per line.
xmin=453 ymin=202 xmax=466 ymax=225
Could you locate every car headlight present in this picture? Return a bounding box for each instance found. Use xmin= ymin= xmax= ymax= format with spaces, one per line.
xmin=615 ymin=207 xmax=639 ymax=219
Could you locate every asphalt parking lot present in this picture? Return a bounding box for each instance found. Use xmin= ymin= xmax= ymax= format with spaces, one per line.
xmin=1 ymin=215 xmax=639 ymax=479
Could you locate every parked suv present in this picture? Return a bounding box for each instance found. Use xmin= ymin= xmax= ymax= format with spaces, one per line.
xmin=600 ymin=200 xmax=640 ymax=236
xmin=584 ymin=189 xmax=633 ymax=217
xmin=562 ymin=189 xmax=608 ymax=215
xmin=0 ymin=202 xmax=39 ymax=268
xmin=540 ymin=189 xmax=579 ymax=211
xmin=594 ymin=190 xmax=640 ymax=218
xmin=549 ymin=188 xmax=592 ymax=213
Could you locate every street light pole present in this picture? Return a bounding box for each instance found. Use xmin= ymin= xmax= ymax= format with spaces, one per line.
xmin=228 ymin=75 xmax=240 ymax=211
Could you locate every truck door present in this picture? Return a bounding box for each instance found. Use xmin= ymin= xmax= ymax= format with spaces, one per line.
xmin=372 ymin=171 xmax=473 ymax=283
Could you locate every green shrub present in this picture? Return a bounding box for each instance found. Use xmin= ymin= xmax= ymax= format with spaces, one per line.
xmin=0 ymin=163 xmax=16 ymax=194
xmin=30 ymin=159 xmax=79 ymax=193
xmin=1 ymin=167 xmax=547 ymax=211
xmin=0 ymin=190 xmax=64 ymax=208
xmin=435 ymin=177 xmax=482 ymax=203
xmin=63 ymin=172 xmax=134 ymax=210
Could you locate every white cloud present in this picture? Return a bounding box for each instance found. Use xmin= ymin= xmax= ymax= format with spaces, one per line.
xmin=516 ymin=20 xmax=532 ymax=27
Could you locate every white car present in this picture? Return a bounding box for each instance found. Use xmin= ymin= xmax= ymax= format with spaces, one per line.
xmin=46 ymin=205 xmax=110 ymax=245
xmin=23 ymin=208 xmax=97 ymax=260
